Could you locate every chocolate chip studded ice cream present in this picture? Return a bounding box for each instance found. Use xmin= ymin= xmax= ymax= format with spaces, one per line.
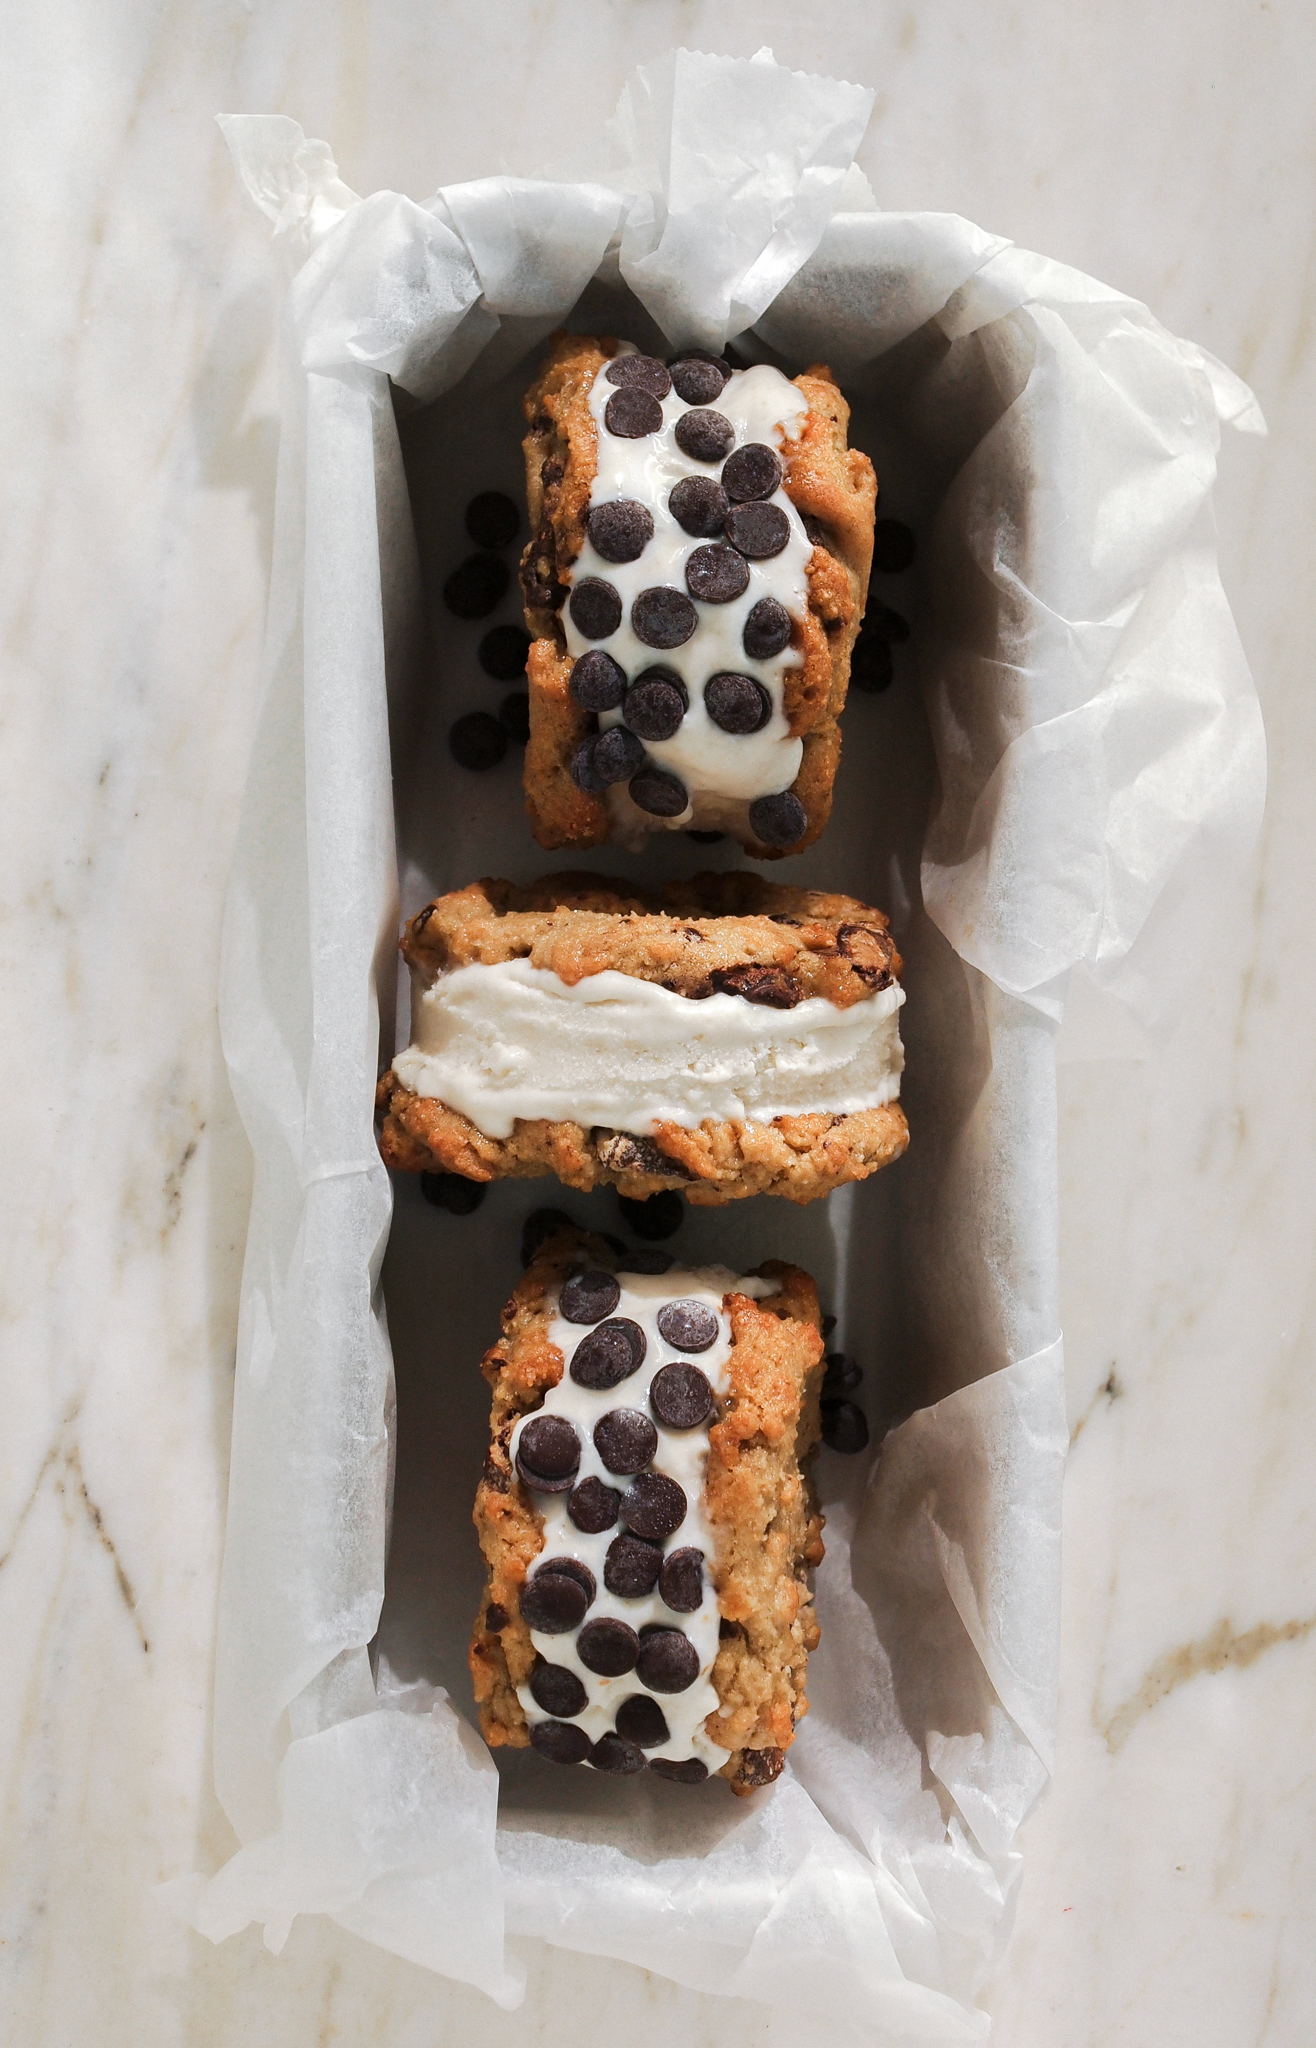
xmin=519 ymin=334 xmax=876 ymax=858
xmin=470 ymin=1225 xmax=826 ymax=1791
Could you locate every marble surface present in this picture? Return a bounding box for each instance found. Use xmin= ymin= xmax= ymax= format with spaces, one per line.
xmin=2 ymin=3 xmax=1312 ymax=2043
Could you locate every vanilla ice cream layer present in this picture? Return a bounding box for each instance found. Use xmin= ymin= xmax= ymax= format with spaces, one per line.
xmin=393 ymin=959 xmax=905 ymax=1138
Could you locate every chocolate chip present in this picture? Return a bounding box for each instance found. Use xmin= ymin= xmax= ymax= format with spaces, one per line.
xmin=499 ymin=691 xmax=530 ymax=744
xmin=748 ymin=791 xmax=807 ymax=847
xmin=733 ymin=1746 xmax=784 ymax=1788
xmin=649 ymin=1756 xmax=709 ymax=1783
xmin=650 ymin=1364 xmax=714 ymax=1431
xmin=570 ymin=1318 xmax=646 ymax=1390
xmin=568 ymin=577 xmax=623 ymax=640
xmin=631 ymin=586 xmax=697 ymax=650
xmin=742 ymin=596 xmax=792 ymax=659
xmin=485 ymin=1602 xmax=508 ymax=1631
xmin=593 ymin=724 xmax=648 ymax=786
xmin=577 ymin=1616 xmax=639 ymax=1676
xmin=568 ymin=1475 xmax=623 ymax=1533
xmin=443 ymin=551 xmax=509 ymax=619
xmin=588 ymin=500 xmax=654 ymax=564
xmin=658 ymin=1546 xmax=704 ymax=1613
xmin=465 ymin=491 xmax=520 ymax=549
xmin=604 ymin=1533 xmax=664 ymax=1598
xmin=622 ymin=1471 xmax=687 ymax=1540
xmin=570 ymin=649 xmax=628 ymax=711
xmin=448 ymin=711 xmax=508 ymax=771
xmin=803 ymin=514 xmax=829 ymax=551
xmin=617 ymin=1191 xmax=683 ymax=1241
xmin=667 ymin=347 xmax=730 ymax=371
xmin=821 ymin=1313 xmax=837 ymax=1338
xmin=516 ymin=1415 xmax=581 ymax=1490
xmin=636 ymin=1627 xmax=700 ymax=1693
xmin=685 ymin=829 xmax=725 ymax=844
xmin=529 ymin=1661 xmax=587 ymax=1718
xmin=478 ymin=622 xmax=532 ymax=680
xmin=605 ymin=387 xmax=664 ymax=438
xmin=589 ymin=1733 xmax=648 ymax=1774
xmin=704 ymin=671 xmax=770 ymax=734
xmin=569 ymin=737 xmax=606 ymax=792
xmin=520 ymin=1207 xmax=573 ymax=1267
xmin=615 ymin=1694 xmax=670 ymax=1747
xmin=419 ymin=1172 xmax=485 ymax=1214
xmin=722 ymin=443 xmax=783 ymax=503
xmin=867 ymin=601 xmax=911 ymax=644
xmin=850 ymin=627 xmax=894 ymax=694
xmin=616 ymin=1248 xmax=675 ymax=1274
xmin=823 ymin=1351 xmax=863 ymax=1396
xmin=520 ymin=1571 xmax=589 ymax=1634
xmin=670 ymin=358 xmax=729 ymax=405
xmin=537 ymin=1556 xmax=597 ymax=1603
xmin=629 ymin=766 xmax=689 ymax=817
xmin=560 ymin=1269 xmax=622 ymax=1324
xmin=656 ymin=1300 xmax=719 ymax=1353
xmin=604 ymin=354 xmax=672 ymax=398
xmin=594 ymin=1407 xmax=658 ymax=1476
xmin=724 ymin=502 xmax=791 ymax=559
xmin=872 ymin=518 xmax=917 ymax=573
xmin=685 ymin=543 xmax=749 ymax=605
xmin=822 ymin=1400 xmax=870 ymax=1454
xmin=624 ymin=669 xmax=687 ymax=742
xmin=674 ymin=410 xmax=734 ymax=462
xmin=710 ymin=963 xmax=800 ymax=1008
xmin=669 ymin=475 xmax=730 ymax=537
xmin=529 ymin=1719 xmax=592 ymax=1765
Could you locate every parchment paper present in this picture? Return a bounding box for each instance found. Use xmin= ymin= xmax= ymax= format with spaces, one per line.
xmin=177 ymin=49 xmax=1264 ymax=2045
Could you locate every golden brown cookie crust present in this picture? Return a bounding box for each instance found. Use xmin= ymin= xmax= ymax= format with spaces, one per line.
xmin=469 ymin=1226 xmax=826 ymax=1793
xmin=517 ymin=334 xmax=876 ymax=859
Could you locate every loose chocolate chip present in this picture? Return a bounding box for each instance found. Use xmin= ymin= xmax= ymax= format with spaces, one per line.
xmin=867 ymin=601 xmax=911 ymax=644
xmin=485 ymin=1602 xmax=508 ymax=1631
xmin=622 ymin=1471 xmax=687 ymax=1540
xmin=872 ymin=518 xmax=917 ymax=573
xmin=594 ymin=1407 xmax=659 ymax=1476
xmin=530 ymin=1719 xmax=592 ymax=1765
xmin=593 ymin=724 xmax=648 ymax=786
xmin=538 ymin=1556 xmax=597 ymax=1603
xmin=742 ymin=596 xmax=792 ymax=659
xmin=629 ymin=766 xmax=689 ymax=817
xmin=650 ymin=1363 xmax=715 ymax=1431
xmin=616 ymin=1694 xmax=670 ymax=1747
xmin=685 ymin=829 xmax=724 ymax=844
xmin=570 ymin=737 xmax=606 ymax=792
xmin=631 ymin=586 xmax=698 ymax=650
xmin=658 ymin=1548 xmax=704 ymax=1615
xmin=823 ymin=1351 xmax=863 ymax=1395
xmin=704 ymin=671 xmax=770 ymax=734
xmin=571 ymin=1318 xmax=646 ymax=1390
xmin=649 ymin=1756 xmax=709 ymax=1784
xmin=617 ymin=1190 xmax=683 ymax=1241
xmin=821 ymin=1313 xmax=837 ymax=1338
xmin=748 ymin=790 xmax=807 ymax=848
xmin=589 ymin=1733 xmax=648 ymax=1774
xmin=822 ymin=1400 xmax=870 ymax=1454
xmin=674 ymin=409 xmax=734 ymax=462
xmin=588 ymin=500 xmax=654 ymax=564
xmin=604 ymin=1532 xmax=664 ymax=1598
xmin=569 ymin=648 xmax=628 ymax=712
xmin=850 ymin=628 xmax=894 ymax=694
xmin=465 ymin=491 xmax=520 ymax=549
xmin=521 ymin=1207 xmax=574 ymax=1267
xmin=636 ymin=1627 xmax=700 ymax=1693
xmin=419 ymin=1172 xmax=486 ymax=1215
xmin=605 ymin=387 xmax=664 ymax=438
xmin=568 ymin=1475 xmax=623 ymax=1533
xmin=577 ymin=1616 xmax=640 ymax=1676
xmin=670 ymin=358 xmax=729 ymax=405
xmin=604 ymin=354 xmax=672 ymax=398
xmin=724 ymin=501 xmax=791 ymax=559
xmin=669 ymin=475 xmax=730 ymax=538
xmin=448 ymin=711 xmax=508 ymax=771
xmin=443 ymin=551 xmax=509 ymax=619
xmin=478 ymin=622 xmax=532 ymax=680
xmin=560 ymin=1269 xmax=622 ymax=1325
xmin=685 ymin=543 xmax=750 ymax=605
xmin=616 ymin=1248 xmax=675 ymax=1274
xmin=722 ymin=443 xmax=783 ymax=503
xmin=517 ymin=1414 xmax=581 ymax=1489
xmin=624 ymin=669 xmax=687 ymax=742
xmin=520 ymin=1571 xmax=589 ymax=1634
xmin=656 ymin=1299 xmax=719 ymax=1353
xmin=499 ymin=691 xmax=530 ymax=744
xmin=530 ymin=1661 xmax=587 ymax=1718
xmin=568 ymin=577 xmax=623 ymax=640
